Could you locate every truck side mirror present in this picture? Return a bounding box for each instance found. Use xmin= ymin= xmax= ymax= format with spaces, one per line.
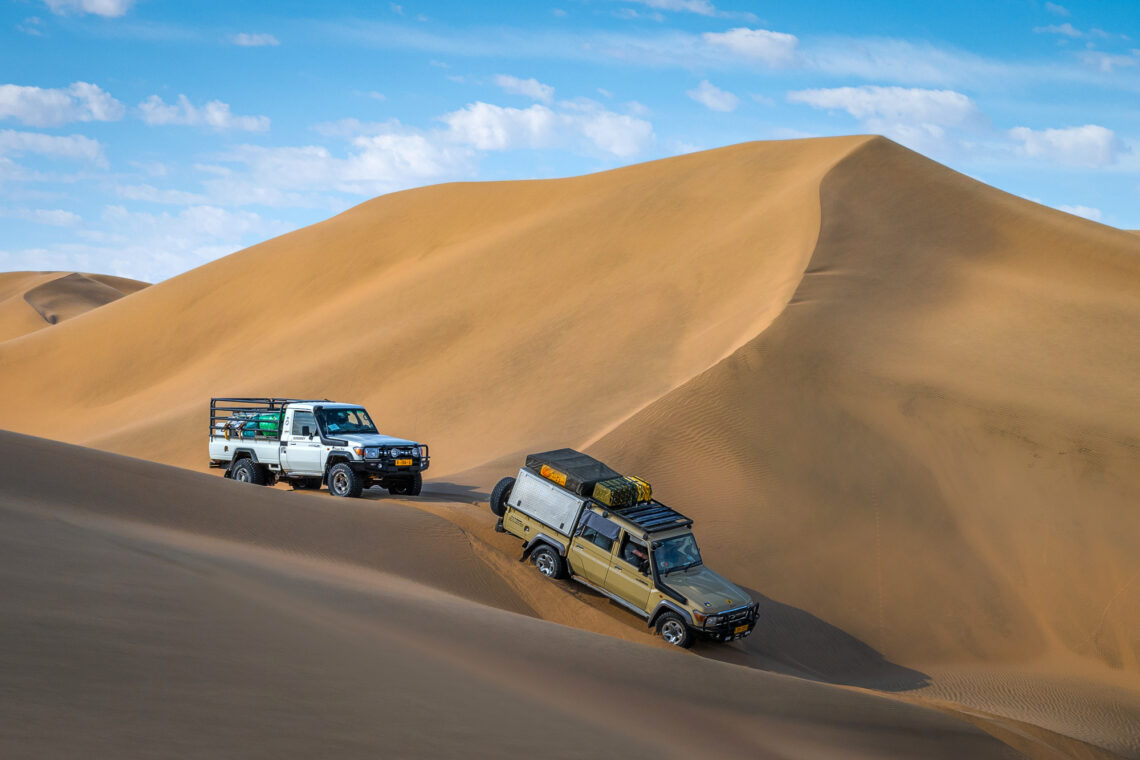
xmin=302 ymin=425 xmax=311 ymax=437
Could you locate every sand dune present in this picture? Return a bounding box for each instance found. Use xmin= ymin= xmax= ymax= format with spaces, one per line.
xmin=0 ymin=271 xmax=148 ymax=341
xmin=1 ymin=136 xmax=1139 ymax=756
xmin=0 ymin=430 xmax=1038 ymax=759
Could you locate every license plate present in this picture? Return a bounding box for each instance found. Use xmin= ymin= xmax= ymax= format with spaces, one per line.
xmin=395 ymin=458 xmax=413 ymax=466
xmin=733 ymin=624 xmax=749 ymax=635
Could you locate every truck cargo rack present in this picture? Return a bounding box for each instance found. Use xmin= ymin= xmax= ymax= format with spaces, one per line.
xmin=208 ymin=397 xmax=328 ymax=440
xmin=610 ymin=500 xmax=693 ymax=534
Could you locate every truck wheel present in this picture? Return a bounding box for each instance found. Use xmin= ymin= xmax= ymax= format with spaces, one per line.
xmin=489 ymin=476 xmax=515 ymax=517
xmin=327 ymin=463 xmax=363 ymax=498
xmin=656 ymin=612 xmax=694 ymax=649
xmin=231 ymin=458 xmax=265 ymax=486
xmin=531 ymin=545 xmax=565 ymax=580
xmin=387 ymin=474 xmax=423 ymax=496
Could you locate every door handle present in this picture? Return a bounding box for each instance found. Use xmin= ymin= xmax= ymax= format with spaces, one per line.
xmin=612 ymin=565 xmax=623 ymax=572
xmin=573 ymin=545 xmax=583 ymax=551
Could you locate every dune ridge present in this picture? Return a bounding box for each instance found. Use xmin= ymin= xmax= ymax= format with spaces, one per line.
xmin=2 ymin=136 xmax=1139 ymax=755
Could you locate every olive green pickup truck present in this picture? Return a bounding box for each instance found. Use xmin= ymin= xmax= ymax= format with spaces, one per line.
xmin=489 ymin=449 xmax=758 ymax=648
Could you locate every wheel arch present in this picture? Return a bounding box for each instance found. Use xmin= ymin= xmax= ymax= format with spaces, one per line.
xmin=648 ymin=601 xmax=694 ymax=629
xmin=521 ymin=533 xmax=567 ymax=561
xmin=224 ymin=449 xmax=258 ymax=478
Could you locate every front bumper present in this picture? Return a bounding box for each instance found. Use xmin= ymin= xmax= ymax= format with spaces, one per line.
xmin=698 ymin=603 xmax=759 ymax=641
xmin=350 ymin=444 xmax=430 ymax=476
xmin=350 ymin=458 xmax=428 ymax=476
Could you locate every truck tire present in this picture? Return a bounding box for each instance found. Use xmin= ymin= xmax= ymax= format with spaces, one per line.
xmin=387 ymin=473 xmax=423 ymax=496
xmin=231 ymin=458 xmax=265 ymax=486
xmin=656 ymin=611 xmax=694 ymax=649
xmin=293 ymin=477 xmax=323 ymax=490
xmin=531 ymin=545 xmax=565 ymax=579
xmin=327 ymin=463 xmax=363 ymax=498
xmin=489 ymin=476 xmax=515 ymax=517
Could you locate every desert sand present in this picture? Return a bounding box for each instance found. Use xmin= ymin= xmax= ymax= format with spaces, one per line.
xmin=1 ymin=136 xmax=1138 ymax=758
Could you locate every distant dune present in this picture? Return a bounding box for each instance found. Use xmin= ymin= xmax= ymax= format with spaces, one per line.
xmin=0 ymin=271 xmax=148 ymax=341
xmin=1 ymin=136 xmax=1138 ymax=757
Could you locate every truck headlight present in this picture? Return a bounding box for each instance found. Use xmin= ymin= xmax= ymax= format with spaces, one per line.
xmin=364 ymin=447 xmax=380 ymax=459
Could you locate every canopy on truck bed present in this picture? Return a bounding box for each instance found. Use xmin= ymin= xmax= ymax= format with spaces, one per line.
xmin=524 ymin=449 xmax=620 ymax=497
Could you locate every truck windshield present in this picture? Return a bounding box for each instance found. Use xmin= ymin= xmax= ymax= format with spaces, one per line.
xmin=653 ymin=534 xmax=703 ymax=575
xmin=317 ymin=407 xmax=378 ymax=435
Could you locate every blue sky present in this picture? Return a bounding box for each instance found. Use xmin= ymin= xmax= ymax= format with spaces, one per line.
xmin=2 ymin=0 xmax=1138 ymax=281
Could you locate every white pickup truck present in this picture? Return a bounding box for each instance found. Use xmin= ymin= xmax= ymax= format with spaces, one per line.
xmin=208 ymin=397 xmax=429 ymax=498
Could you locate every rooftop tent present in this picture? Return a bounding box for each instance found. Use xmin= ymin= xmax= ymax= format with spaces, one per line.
xmin=524 ymin=448 xmax=620 ymax=497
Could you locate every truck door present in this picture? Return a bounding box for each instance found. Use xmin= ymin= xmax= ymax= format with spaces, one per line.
xmin=570 ymin=512 xmax=620 ymax=586
xmin=605 ymin=532 xmax=652 ymax=608
xmin=282 ymin=409 xmax=323 ymax=475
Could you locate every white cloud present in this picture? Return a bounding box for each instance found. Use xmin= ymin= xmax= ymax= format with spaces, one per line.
xmin=1034 ymin=22 xmax=1082 ymax=37
xmin=115 ymin=184 xmax=209 ymax=205
xmin=632 ymin=0 xmax=716 ymax=14
xmin=0 ymin=129 xmax=106 ymax=165
xmin=17 ymin=17 xmax=44 ymax=36
xmin=1080 ymin=50 xmax=1140 ymax=73
xmin=686 ymin=80 xmax=738 ymax=112
xmin=312 ymin=118 xmax=403 ymax=138
xmin=493 ymin=74 xmax=555 ymax=103
xmin=573 ymin=105 xmax=655 ymax=157
xmin=0 ymin=82 xmax=125 ymax=127
xmin=43 ymin=0 xmax=134 ymax=17
xmin=207 ymin=128 xmax=475 ymax=202
xmin=442 ymin=102 xmax=557 ymax=150
xmin=788 ymin=86 xmax=983 ymax=157
xmin=231 ymin=32 xmax=280 ymax=47
xmin=441 ymin=100 xmax=654 ymax=157
xmin=788 ymin=86 xmax=980 ymax=127
xmin=0 ymin=204 xmax=293 ymax=282
xmin=702 ymin=27 xmax=799 ymax=67
xmin=1008 ymin=124 xmax=1125 ymax=167
xmin=1045 ymin=2 xmax=1069 ymax=15
xmin=1056 ymin=204 xmax=1102 ymax=220
xmin=138 ymin=95 xmax=270 ymax=132
xmin=0 ymin=207 xmax=82 ymax=226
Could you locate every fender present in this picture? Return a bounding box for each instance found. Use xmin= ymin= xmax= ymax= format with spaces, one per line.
xmin=520 ymin=533 xmax=567 ymax=561
xmin=225 ymin=448 xmax=259 ymax=477
xmin=322 ymin=451 xmax=354 ymax=479
xmin=648 ymin=600 xmax=694 ymax=629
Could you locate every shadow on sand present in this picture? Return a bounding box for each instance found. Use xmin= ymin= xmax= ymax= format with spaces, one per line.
xmin=694 ymin=587 xmax=929 ymax=692
xmin=353 ymin=481 xmax=488 ymax=506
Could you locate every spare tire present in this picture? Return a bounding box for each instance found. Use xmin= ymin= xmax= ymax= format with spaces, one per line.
xmin=489 ymin=476 xmax=515 ymax=517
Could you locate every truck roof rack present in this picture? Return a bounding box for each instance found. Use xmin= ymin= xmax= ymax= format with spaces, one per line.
xmin=610 ymin=500 xmax=693 ymax=533
xmin=208 ymin=397 xmax=329 ymax=439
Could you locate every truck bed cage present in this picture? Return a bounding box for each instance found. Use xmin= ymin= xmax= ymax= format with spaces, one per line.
xmin=209 ymin=397 xmax=328 ymax=440
xmin=610 ymin=500 xmax=693 ymax=533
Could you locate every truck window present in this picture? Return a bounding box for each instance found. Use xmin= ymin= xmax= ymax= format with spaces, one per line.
xmin=317 ymin=407 xmax=378 ymax=434
xmin=580 ymin=526 xmax=614 ymax=552
xmin=577 ymin=511 xmax=620 ymax=552
xmin=292 ymin=411 xmax=317 ymax=436
xmin=618 ymin=534 xmax=650 ymax=574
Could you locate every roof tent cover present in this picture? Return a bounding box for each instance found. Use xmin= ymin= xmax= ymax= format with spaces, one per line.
xmin=524 ymin=448 xmax=621 ymax=497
